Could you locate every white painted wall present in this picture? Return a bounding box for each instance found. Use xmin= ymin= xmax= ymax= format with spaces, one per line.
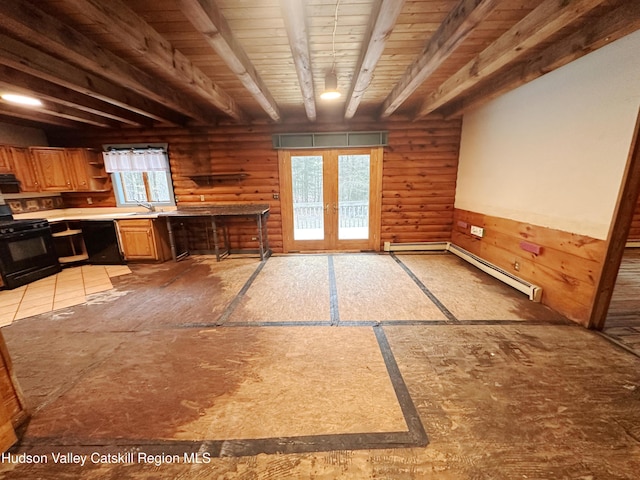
xmin=455 ymin=30 xmax=640 ymax=240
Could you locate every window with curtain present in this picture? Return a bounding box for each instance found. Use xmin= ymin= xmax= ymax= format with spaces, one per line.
xmin=103 ymin=147 xmax=176 ymax=207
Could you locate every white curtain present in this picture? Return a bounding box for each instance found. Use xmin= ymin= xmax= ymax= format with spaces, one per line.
xmin=103 ymin=148 xmax=168 ymax=172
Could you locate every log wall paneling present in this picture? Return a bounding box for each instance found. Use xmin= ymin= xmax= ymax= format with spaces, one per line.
xmin=48 ymin=116 xmax=462 ymax=253
xmin=381 ymin=118 xmax=461 ymax=245
xmin=452 ymin=208 xmax=607 ymax=325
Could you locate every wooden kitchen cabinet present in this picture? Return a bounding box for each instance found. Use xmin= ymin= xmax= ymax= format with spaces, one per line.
xmin=29 ymin=147 xmax=110 ymax=192
xmin=0 ymin=146 xmax=11 ymax=173
xmin=8 ymin=147 xmax=39 ymax=192
xmin=116 ymin=219 xmax=171 ymax=261
xmin=30 ymin=147 xmax=74 ymax=192
xmin=66 ymin=148 xmax=111 ymax=192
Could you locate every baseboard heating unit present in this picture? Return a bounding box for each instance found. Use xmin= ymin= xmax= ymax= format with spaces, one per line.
xmin=384 ymin=241 xmax=542 ymax=302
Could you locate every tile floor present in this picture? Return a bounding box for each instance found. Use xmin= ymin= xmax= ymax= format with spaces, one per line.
xmin=0 ymin=265 xmax=131 ymax=326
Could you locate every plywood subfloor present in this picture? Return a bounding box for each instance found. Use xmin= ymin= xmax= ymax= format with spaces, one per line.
xmin=332 ymin=254 xmax=448 ymax=321
xmin=1 ymin=253 xmax=639 ymax=479
xmin=397 ymin=254 xmax=566 ymax=322
xmin=227 ymin=255 xmax=331 ymax=323
xmin=605 ymin=249 xmax=640 ymax=355
xmin=23 ymin=327 xmax=406 ymax=442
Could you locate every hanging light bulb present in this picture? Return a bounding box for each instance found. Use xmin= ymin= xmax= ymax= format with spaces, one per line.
xmin=321 ymin=71 xmax=341 ymax=100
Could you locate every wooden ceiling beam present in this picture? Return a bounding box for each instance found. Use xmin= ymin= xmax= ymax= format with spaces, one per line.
xmin=344 ymin=0 xmax=406 ymax=120
xmin=415 ymin=0 xmax=612 ymax=118
xmin=179 ymin=0 xmax=281 ymax=122
xmin=0 ymin=0 xmax=216 ymax=125
xmin=0 ymin=34 xmax=185 ymax=126
xmin=0 ymin=93 xmax=117 ymax=128
xmin=64 ymin=0 xmax=247 ymax=123
xmin=0 ymin=103 xmax=82 ymax=129
xmin=379 ymin=0 xmax=500 ymax=119
xmin=280 ymin=0 xmax=316 ymax=122
xmin=442 ymin=2 xmax=640 ymax=118
xmin=0 ymin=66 xmax=151 ymax=127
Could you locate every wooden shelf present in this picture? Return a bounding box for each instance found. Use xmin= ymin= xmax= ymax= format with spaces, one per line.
xmin=52 ymin=229 xmax=83 ymax=238
xmin=58 ymin=253 xmax=89 ymax=264
xmin=51 ymin=220 xmax=88 ymax=264
xmin=186 ymin=172 xmax=248 ymax=185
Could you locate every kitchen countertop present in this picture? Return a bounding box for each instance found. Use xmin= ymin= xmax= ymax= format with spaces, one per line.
xmin=158 ymin=204 xmax=270 ymax=217
xmin=12 ymin=207 xmax=177 ymax=222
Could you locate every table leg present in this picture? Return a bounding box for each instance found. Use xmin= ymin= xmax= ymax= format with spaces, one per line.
xmin=166 ymin=217 xmax=177 ymax=261
xmin=257 ymin=214 xmax=265 ymax=260
xmin=211 ymin=217 xmax=221 ymax=262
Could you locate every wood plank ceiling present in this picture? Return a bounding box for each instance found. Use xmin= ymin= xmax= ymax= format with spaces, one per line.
xmin=0 ymin=0 xmax=638 ymax=130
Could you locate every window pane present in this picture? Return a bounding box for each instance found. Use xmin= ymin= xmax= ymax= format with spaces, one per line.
xmin=120 ymin=172 xmax=147 ymax=202
xmin=291 ymin=155 xmax=324 ymax=240
xmin=147 ymin=171 xmax=171 ymax=202
xmin=338 ymin=154 xmax=370 ymax=240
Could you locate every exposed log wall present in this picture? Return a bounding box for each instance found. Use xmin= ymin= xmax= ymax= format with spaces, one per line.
xmin=452 ymin=208 xmax=607 ymax=325
xmin=50 ymin=116 xmax=461 ymax=252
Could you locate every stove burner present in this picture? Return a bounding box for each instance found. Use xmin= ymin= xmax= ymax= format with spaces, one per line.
xmin=0 ymin=219 xmax=51 ymax=236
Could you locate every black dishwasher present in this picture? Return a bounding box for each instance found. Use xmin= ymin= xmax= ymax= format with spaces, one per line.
xmin=80 ymin=220 xmax=125 ymax=264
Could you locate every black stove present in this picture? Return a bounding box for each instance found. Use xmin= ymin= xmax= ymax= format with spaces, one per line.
xmin=0 ymin=204 xmax=49 ymax=233
xmin=0 ymin=218 xmax=51 ymax=235
xmin=0 ymin=204 xmax=60 ymax=289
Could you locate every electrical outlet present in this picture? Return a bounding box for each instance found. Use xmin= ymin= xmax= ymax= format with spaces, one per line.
xmin=200 ymin=195 xmax=205 ymax=202
xmin=273 ymin=193 xmax=279 ymax=200
xmin=514 ymin=261 xmax=520 ymax=271
xmin=86 ymin=197 xmax=93 ymax=205
xmin=470 ymin=225 xmax=484 ymax=237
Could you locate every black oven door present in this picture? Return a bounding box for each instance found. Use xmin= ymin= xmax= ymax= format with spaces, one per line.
xmin=0 ymin=227 xmax=61 ymax=289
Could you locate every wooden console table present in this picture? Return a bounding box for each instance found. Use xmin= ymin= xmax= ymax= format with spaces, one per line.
xmin=159 ymin=204 xmax=271 ymax=262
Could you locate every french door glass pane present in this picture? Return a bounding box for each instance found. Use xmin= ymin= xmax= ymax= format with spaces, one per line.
xmin=291 ymin=155 xmax=324 ymax=240
xmin=338 ymin=154 xmax=370 ymax=240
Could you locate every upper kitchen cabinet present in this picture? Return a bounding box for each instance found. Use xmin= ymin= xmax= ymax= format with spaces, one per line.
xmin=8 ymin=147 xmax=39 ymax=192
xmin=0 ymin=147 xmax=11 ymax=173
xmin=30 ymin=147 xmax=73 ymax=192
xmin=66 ymin=149 xmax=110 ymax=192
xmin=29 ymin=147 xmax=110 ymax=193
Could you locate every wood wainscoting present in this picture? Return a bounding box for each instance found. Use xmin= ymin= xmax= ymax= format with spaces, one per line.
xmin=452 ymin=209 xmax=607 ymax=326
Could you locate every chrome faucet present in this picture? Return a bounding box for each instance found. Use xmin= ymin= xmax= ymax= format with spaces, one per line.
xmin=136 ymin=201 xmax=156 ymax=212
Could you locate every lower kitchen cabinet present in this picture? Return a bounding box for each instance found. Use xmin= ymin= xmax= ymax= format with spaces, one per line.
xmin=116 ymin=219 xmax=171 ymax=262
xmin=50 ymin=220 xmax=89 ymax=265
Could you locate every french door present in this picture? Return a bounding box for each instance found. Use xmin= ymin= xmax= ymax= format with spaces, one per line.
xmin=279 ymin=148 xmax=382 ymax=252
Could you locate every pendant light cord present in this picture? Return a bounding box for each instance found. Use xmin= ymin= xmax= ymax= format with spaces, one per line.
xmin=330 ymin=0 xmax=340 ymax=74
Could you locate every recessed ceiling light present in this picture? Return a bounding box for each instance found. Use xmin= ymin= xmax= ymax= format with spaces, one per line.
xmin=1 ymin=93 xmax=43 ymax=107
